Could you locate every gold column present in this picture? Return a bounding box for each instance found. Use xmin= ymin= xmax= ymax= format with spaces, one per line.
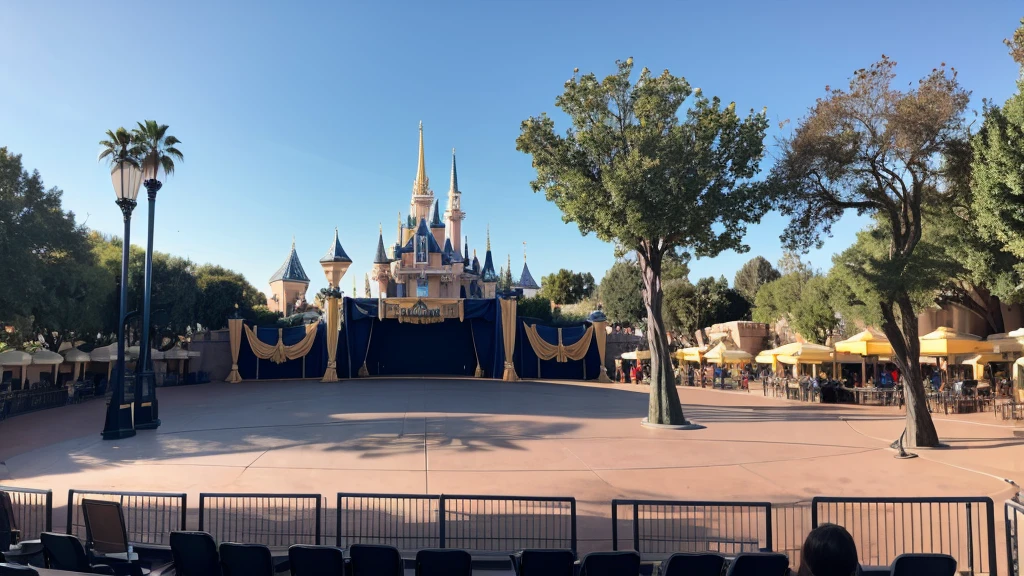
xmin=226 ymin=318 xmax=243 ymax=383
xmin=500 ymin=299 xmax=519 ymax=381
xmin=322 ymin=296 xmax=340 ymax=382
xmin=593 ymin=321 xmax=612 ymax=383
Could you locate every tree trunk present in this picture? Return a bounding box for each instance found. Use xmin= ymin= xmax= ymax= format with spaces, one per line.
xmin=638 ymin=247 xmax=687 ymax=425
xmin=880 ymin=293 xmax=940 ymax=448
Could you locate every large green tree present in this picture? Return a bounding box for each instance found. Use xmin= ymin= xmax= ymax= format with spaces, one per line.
xmin=754 ymin=270 xmax=842 ymax=345
xmin=771 ymin=57 xmax=969 ymax=447
xmin=195 ymin=264 xmax=265 ymax=329
xmin=517 ymin=59 xmax=769 ymax=425
xmin=971 ymin=20 xmax=1024 ymax=283
xmin=598 ymin=260 xmax=645 ymax=326
xmin=666 ymin=276 xmax=750 ymax=340
xmin=539 ymin=269 xmax=595 ymax=304
xmin=733 ymin=256 xmax=780 ymax=302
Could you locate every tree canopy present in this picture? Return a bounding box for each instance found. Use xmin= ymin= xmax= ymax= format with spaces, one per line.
xmin=517 ymin=58 xmax=769 ymax=425
xmin=539 ymin=269 xmax=595 ymax=304
xmin=771 ymin=57 xmax=969 ymax=447
xmin=733 ymin=256 xmax=780 ymax=302
xmin=598 ymin=260 xmax=645 ymax=326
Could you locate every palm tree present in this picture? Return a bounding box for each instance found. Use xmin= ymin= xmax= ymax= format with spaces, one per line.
xmin=132 ymin=120 xmax=183 ymax=180
xmin=97 ymin=127 xmax=137 ymax=166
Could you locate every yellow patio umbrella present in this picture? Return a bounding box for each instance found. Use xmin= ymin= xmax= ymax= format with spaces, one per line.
xmin=960 ymin=353 xmax=1004 ymax=380
xmin=704 ymin=342 xmax=753 ymax=365
xmin=620 ymin=350 xmax=651 ymax=361
xmin=835 ymin=328 xmax=893 ymax=357
xmin=919 ymin=326 xmax=984 ymax=357
xmin=674 ymin=346 xmax=706 ymax=364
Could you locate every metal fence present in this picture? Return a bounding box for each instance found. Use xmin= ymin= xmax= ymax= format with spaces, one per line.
xmin=1007 ymin=500 xmax=1023 ymax=576
xmin=0 ymin=485 xmax=52 ymax=540
xmin=772 ymin=502 xmax=812 ymax=568
xmin=612 ymin=499 xmax=773 ymax=557
xmin=812 ymin=496 xmax=998 ymax=575
xmin=66 ymin=489 xmax=186 ymax=546
xmin=443 ymin=495 xmax=576 ymax=554
xmin=199 ymin=493 xmax=323 ymax=546
xmin=336 ymin=493 xmax=441 ymax=549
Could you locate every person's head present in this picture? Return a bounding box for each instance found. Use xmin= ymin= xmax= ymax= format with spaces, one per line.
xmin=798 ymin=523 xmax=859 ymax=576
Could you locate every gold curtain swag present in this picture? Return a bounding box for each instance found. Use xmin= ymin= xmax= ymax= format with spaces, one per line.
xmin=322 ymin=297 xmax=341 ymax=382
xmin=592 ymin=321 xmax=612 ymax=383
xmin=243 ymin=322 xmax=318 ymax=364
xmin=500 ymin=299 xmax=519 ymax=381
xmin=523 ymin=323 xmax=595 ymax=363
xmin=226 ymin=318 xmax=243 ymax=383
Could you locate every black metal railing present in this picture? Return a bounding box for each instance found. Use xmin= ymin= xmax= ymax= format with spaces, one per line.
xmin=812 ymin=496 xmax=998 ymax=575
xmin=772 ymin=502 xmax=812 ymax=568
xmin=443 ymin=495 xmax=577 ymax=554
xmin=1007 ymin=499 xmax=1023 ymax=576
xmin=336 ymin=493 xmax=441 ymax=549
xmin=0 ymin=485 xmax=52 ymax=540
xmin=66 ymin=489 xmax=187 ymax=545
xmin=199 ymin=493 xmax=323 ymax=546
xmin=612 ymin=499 xmax=773 ymax=557
xmin=1 ymin=387 xmax=69 ymax=418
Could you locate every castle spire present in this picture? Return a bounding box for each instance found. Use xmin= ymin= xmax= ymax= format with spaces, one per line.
xmin=413 ymin=121 xmax=430 ymax=196
xmin=464 ymin=235 xmax=470 ymax=263
xmin=449 ymin=148 xmax=459 ymax=195
xmin=486 ymin=225 xmax=491 ymax=252
xmin=523 ymin=241 xmax=527 ymax=263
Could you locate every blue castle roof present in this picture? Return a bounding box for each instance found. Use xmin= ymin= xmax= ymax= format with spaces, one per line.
xmin=270 ymin=240 xmax=310 ymax=283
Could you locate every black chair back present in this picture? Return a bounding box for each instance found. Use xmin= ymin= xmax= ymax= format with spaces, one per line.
xmin=513 ymin=549 xmax=576 ymax=576
xmin=660 ymin=553 xmax=726 ymax=576
xmin=288 ymin=544 xmax=345 ymax=576
xmin=81 ymin=498 xmax=128 ymax=555
xmin=725 ymin=553 xmax=789 ymax=576
xmin=170 ymin=531 xmax=221 ymax=576
xmin=349 ymin=543 xmax=403 ymax=576
xmin=415 ymin=549 xmax=472 ymax=576
xmin=220 ymin=542 xmax=274 ymax=576
xmin=0 ymin=492 xmax=19 ymax=551
xmin=579 ymin=551 xmax=641 ymax=576
xmin=0 ymin=564 xmax=38 ymax=575
xmin=41 ymin=531 xmax=90 ymax=571
xmin=890 ymin=553 xmax=957 ymax=576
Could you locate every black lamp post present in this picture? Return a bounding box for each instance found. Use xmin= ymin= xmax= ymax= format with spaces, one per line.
xmin=102 ymin=160 xmax=143 ymax=440
xmin=134 ymin=162 xmax=163 ymax=430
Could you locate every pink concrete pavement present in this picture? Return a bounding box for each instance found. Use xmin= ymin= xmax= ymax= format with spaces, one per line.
xmin=1 ymin=378 xmax=1021 ymax=557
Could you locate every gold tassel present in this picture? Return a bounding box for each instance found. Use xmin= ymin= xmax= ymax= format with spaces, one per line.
xmin=358 ymin=362 xmax=369 ymax=377
xmin=475 ymin=364 xmax=484 ymax=378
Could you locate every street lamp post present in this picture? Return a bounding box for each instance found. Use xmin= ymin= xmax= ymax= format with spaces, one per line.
xmin=102 ymin=160 xmax=143 ymax=440
xmin=135 ymin=167 xmax=163 ymax=430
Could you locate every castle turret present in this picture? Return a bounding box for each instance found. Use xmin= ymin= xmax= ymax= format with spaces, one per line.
xmin=409 ymin=122 xmax=433 ymax=223
xmin=268 ymin=238 xmax=311 ymax=315
xmin=480 ymin=226 xmax=498 ymax=298
xmin=371 ymin=224 xmax=392 ymax=296
xmin=319 ymin=228 xmax=352 ymax=290
xmin=514 ymin=241 xmax=540 ymax=297
xmin=443 ymin=149 xmax=466 ymax=253
xmin=430 ymin=198 xmax=445 ymax=248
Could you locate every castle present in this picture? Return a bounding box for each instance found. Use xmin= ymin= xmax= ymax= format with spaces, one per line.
xmin=265 ymin=123 xmax=540 ymax=314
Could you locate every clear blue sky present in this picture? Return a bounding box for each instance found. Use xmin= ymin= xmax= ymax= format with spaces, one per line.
xmin=1 ymin=1 xmax=1020 ymax=299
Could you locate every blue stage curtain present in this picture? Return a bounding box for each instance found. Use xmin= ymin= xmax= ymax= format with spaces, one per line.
xmin=514 ymin=318 xmax=601 ymax=380
xmin=237 ymin=323 xmax=327 ymax=380
xmin=343 ymin=297 xmax=499 ymax=377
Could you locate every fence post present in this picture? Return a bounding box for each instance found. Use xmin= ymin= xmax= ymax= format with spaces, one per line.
xmin=45 ymin=490 xmax=52 ymax=532
xmin=198 ymin=494 xmax=205 ymax=531
xmin=65 ymin=490 xmax=75 ymax=534
xmin=570 ymin=498 xmax=577 ymax=556
xmin=967 ymin=501 xmax=975 ymax=573
xmin=611 ymin=500 xmax=618 ymax=551
xmin=180 ymin=494 xmax=188 ymax=531
xmin=438 ymin=496 xmax=446 ymax=549
xmin=632 ymin=503 xmax=640 ymax=553
xmin=336 ymin=494 xmax=342 ymax=548
xmin=315 ymin=496 xmax=322 ymax=546
xmin=765 ymin=503 xmax=773 ymax=552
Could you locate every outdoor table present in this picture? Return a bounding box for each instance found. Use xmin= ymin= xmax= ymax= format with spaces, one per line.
xmin=852 ymin=387 xmax=894 ymax=405
xmin=2 ymin=539 xmax=43 ymax=566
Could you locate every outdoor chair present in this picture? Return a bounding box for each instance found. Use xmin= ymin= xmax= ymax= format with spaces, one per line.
xmin=348 ymin=543 xmax=403 ymax=576
xmin=0 ymin=491 xmax=20 ymax=552
xmin=0 ymin=564 xmax=38 ymax=575
xmin=39 ymin=532 xmax=133 ymax=575
xmin=169 ymin=531 xmax=220 ymax=576
xmin=219 ymin=542 xmax=273 ymax=576
xmin=287 ymin=544 xmax=345 ymax=576
xmin=659 ymin=553 xmax=726 ymax=576
xmin=724 ymin=553 xmax=789 ymax=576
xmin=415 ymin=548 xmax=472 ymax=576
xmin=510 ymin=549 xmax=576 ymax=576
xmin=81 ymin=499 xmax=131 ymax=559
xmin=889 ymin=553 xmax=957 ymax=576
xmin=578 ymin=551 xmax=641 ymax=576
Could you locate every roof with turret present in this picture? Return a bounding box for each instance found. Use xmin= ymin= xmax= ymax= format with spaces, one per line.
xmin=320 ymin=229 xmax=352 ymax=264
xmin=515 ymin=262 xmax=540 ymax=289
xmin=373 ymin=232 xmax=390 ymax=264
xmin=271 ymin=240 xmax=310 ymax=283
xmin=403 ymin=217 xmax=443 ymax=254
xmin=430 ymin=199 xmax=444 ymax=228
xmin=480 ymin=250 xmax=498 ymax=283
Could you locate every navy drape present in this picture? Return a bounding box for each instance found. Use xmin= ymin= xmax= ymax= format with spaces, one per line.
xmin=514 ymin=318 xmax=601 ymax=380
xmin=237 ymin=323 xmax=328 ymax=380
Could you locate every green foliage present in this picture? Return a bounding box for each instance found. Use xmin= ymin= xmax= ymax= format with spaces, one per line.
xmin=132 ymin=120 xmax=183 ymax=177
xmin=517 ymin=295 xmax=553 ymax=323
xmin=598 ymin=260 xmax=645 ymax=326
xmin=195 ymin=264 xmax=266 ymax=330
xmin=754 ymin=263 xmax=842 ymax=346
xmin=539 ymin=269 xmax=595 ymax=304
xmin=733 ymin=256 xmax=780 ymax=302
xmin=517 ymin=58 xmax=769 ymax=425
xmin=249 ymin=305 xmax=282 ymax=326
xmin=664 ymin=276 xmax=750 ymax=339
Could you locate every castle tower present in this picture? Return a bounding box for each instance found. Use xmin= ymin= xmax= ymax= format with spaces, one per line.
xmin=514 ymin=241 xmax=540 ymax=297
xmin=319 ymin=228 xmax=352 ymax=290
xmin=430 ymin=199 xmax=445 ymax=248
xmin=480 ymin=226 xmax=498 ymax=298
xmin=443 ymin=149 xmax=466 ymax=253
xmin=409 ymin=122 xmax=433 ymax=224
xmin=268 ymin=238 xmax=310 ymax=315
xmin=371 ymin=224 xmax=393 ymax=296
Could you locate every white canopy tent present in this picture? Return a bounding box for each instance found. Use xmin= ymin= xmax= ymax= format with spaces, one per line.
xmin=62 ymin=348 xmax=91 ymax=382
xmin=0 ymin=350 xmax=33 ymax=387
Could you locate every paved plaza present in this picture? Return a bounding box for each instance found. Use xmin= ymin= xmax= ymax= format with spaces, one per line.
xmin=1 ymin=378 xmax=1022 ymax=553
